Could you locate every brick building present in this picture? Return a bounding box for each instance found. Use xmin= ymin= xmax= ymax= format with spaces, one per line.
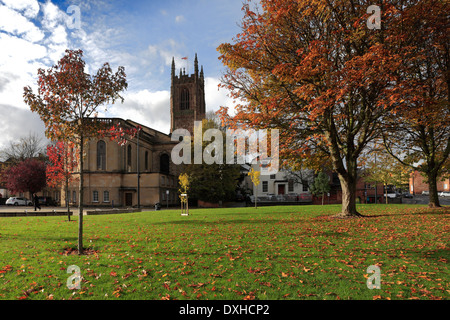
xmin=409 ymin=171 xmax=450 ymax=195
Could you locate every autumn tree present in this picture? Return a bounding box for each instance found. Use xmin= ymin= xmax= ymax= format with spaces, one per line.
xmin=4 ymin=158 xmax=46 ymax=196
xmin=363 ymin=151 xmax=410 ymax=203
xmin=380 ymin=0 xmax=449 ymax=208
xmin=23 ymin=49 xmax=128 ymax=254
xmin=310 ymin=171 xmax=331 ymax=205
xmin=46 ymin=141 xmax=78 ymax=221
xmin=0 ymin=132 xmax=45 ymax=163
xmin=176 ymin=119 xmax=241 ymax=204
xmin=218 ymin=0 xmax=406 ymax=217
xmin=248 ymin=167 xmax=260 ymax=208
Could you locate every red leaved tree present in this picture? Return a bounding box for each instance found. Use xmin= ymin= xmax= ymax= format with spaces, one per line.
xmin=46 ymin=141 xmax=78 ymax=221
xmin=24 ymin=49 xmax=128 ymax=254
xmin=4 ymin=158 xmax=46 ymax=197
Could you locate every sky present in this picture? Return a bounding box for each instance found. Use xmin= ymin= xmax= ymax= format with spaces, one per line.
xmin=0 ymin=0 xmax=245 ymax=150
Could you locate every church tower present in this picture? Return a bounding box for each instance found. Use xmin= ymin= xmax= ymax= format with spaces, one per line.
xmin=170 ymin=54 xmax=206 ymax=135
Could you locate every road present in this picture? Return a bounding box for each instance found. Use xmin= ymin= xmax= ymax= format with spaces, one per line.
xmin=401 ymin=194 xmax=450 ymax=205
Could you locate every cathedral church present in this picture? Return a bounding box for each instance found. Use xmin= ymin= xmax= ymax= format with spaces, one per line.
xmin=63 ymin=54 xmax=206 ymax=208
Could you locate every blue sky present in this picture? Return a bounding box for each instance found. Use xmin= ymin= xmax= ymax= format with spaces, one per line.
xmin=0 ymin=0 xmax=245 ymax=150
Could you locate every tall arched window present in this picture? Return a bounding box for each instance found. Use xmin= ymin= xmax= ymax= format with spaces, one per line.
xmin=145 ymin=151 xmax=149 ymax=171
xmin=160 ymin=153 xmax=170 ymax=174
xmin=127 ymin=144 xmax=132 ymax=171
xmin=180 ymin=87 xmax=190 ymax=110
xmin=97 ymin=140 xmax=106 ymax=170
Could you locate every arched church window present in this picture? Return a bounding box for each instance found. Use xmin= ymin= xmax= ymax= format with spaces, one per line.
xmin=160 ymin=153 xmax=170 ymax=174
xmin=180 ymin=87 xmax=190 ymax=110
xmin=127 ymin=144 xmax=132 ymax=171
xmin=97 ymin=140 xmax=106 ymax=170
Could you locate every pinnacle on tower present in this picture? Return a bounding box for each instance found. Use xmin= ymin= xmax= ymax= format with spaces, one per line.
xmin=169 ymin=53 xmax=206 ymax=134
xmin=171 ymin=57 xmax=175 ymax=78
xmin=194 ymin=53 xmax=199 ymax=77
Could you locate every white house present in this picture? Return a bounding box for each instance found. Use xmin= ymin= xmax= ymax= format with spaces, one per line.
xmin=243 ymin=162 xmax=313 ymax=203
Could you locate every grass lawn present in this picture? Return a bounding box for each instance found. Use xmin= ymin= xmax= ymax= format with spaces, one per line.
xmin=0 ymin=204 xmax=448 ymax=300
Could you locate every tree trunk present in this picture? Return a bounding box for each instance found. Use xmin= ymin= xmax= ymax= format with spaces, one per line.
xmin=337 ymin=173 xmax=363 ymax=217
xmin=66 ymin=178 xmax=70 ymax=222
xmin=385 ymin=184 xmax=388 ymax=204
xmin=322 ymin=193 xmax=324 ymax=205
xmin=326 ymin=129 xmax=362 ymax=217
xmin=427 ymin=170 xmax=441 ymax=208
xmin=65 ymin=145 xmax=70 ymax=222
xmin=78 ymin=135 xmax=84 ymax=255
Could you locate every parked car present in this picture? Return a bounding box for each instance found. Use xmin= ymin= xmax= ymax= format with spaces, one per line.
xmin=267 ymin=193 xmax=276 ymax=200
xmin=386 ymin=193 xmax=397 ymax=199
xmin=299 ymin=193 xmax=312 ymax=201
xmin=403 ymin=193 xmax=413 ymax=198
xmin=5 ymin=197 xmax=32 ymax=206
xmin=439 ymin=191 xmax=450 ymax=197
xmin=422 ymin=191 xmax=429 ymax=195
xmin=286 ymin=193 xmax=299 ymax=201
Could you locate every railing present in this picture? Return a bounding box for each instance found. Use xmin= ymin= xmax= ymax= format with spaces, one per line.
xmin=249 ymin=193 xmax=312 ymax=203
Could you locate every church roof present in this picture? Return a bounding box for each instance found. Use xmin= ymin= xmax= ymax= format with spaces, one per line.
xmin=93 ymin=117 xmax=176 ymax=145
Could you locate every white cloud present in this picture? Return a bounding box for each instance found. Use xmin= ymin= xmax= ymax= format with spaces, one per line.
xmin=40 ymin=0 xmax=67 ymax=30
xmin=204 ymin=77 xmax=236 ymax=115
xmin=141 ymin=39 xmax=186 ymax=77
xmin=175 ymin=15 xmax=185 ymax=23
xmin=0 ymin=0 xmax=40 ymax=18
xmin=0 ymin=4 xmax=44 ymax=42
xmin=106 ymin=90 xmax=171 ymax=134
xmin=0 ymin=33 xmax=47 ymax=109
xmin=0 ymin=0 xmax=72 ymax=149
xmin=0 ymin=104 xmax=48 ymax=150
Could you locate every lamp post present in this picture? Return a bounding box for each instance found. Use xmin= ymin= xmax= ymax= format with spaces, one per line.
xmin=374 ymin=153 xmax=378 ymax=204
xmin=166 ymin=190 xmax=169 ymax=209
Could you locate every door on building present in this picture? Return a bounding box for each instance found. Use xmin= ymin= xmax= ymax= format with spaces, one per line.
xmin=125 ymin=193 xmax=133 ymax=206
xmin=278 ymin=184 xmax=285 ymax=195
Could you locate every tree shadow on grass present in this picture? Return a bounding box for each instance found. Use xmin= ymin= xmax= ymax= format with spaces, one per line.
xmin=416 ymin=248 xmax=449 ymax=263
xmin=151 ymin=218 xmax=288 ymax=226
xmin=362 ymin=208 xmax=450 ymax=218
xmin=60 ymin=246 xmax=98 ymax=256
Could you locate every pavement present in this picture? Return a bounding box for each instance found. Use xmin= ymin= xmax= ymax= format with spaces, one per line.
xmin=0 ymin=205 xmax=166 ymax=216
xmin=0 ymin=205 xmax=83 ymax=215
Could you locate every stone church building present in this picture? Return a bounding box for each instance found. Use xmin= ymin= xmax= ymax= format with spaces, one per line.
xmin=62 ymin=55 xmax=206 ymax=208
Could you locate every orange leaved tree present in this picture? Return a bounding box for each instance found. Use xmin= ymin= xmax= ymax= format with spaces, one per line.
xmin=24 ymin=49 xmax=128 ymax=254
xmin=218 ymin=0 xmax=406 ymax=217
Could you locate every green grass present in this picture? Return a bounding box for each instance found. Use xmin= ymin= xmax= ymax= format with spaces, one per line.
xmin=0 ymin=204 xmax=449 ymax=300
